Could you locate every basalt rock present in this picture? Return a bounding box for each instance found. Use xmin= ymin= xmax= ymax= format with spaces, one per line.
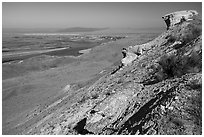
xmin=8 ymin=10 xmax=201 ymax=135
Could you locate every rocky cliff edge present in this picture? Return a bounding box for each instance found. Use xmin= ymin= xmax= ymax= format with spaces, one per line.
xmin=11 ymin=10 xmax=202 ymax=135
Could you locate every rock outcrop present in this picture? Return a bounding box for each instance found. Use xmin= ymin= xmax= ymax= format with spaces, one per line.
xmin=162 ymin=10 xmax=198 ymax=30
xmin=121 ymin=39 xmax=157 ymax=66
xmin=121 ymin=10 xmax=200 ymax=66
xmin=6 ymin=10 xmax=201 ymax=135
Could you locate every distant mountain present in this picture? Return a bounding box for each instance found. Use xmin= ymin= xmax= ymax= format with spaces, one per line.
xmin=58 ymin=27 xmax=108 ymax=32
xmin=2 ymin=28 xmax=58 ymax=33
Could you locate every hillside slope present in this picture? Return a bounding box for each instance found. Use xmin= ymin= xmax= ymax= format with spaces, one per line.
xmin=6 ymin=10 xmax=202 ymax=135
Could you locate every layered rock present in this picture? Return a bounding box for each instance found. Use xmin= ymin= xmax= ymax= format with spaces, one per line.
xmin=121 ymin=10 xmax=200 ymax=66
xmin=121 ymin=39 xmax=159 ymax=66
xmin=162 ymin=10 xmax=198 ymax=30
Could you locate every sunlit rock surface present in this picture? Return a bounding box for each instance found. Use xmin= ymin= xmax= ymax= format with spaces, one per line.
xmin=162 ymin=10 xmax=198 ymax=30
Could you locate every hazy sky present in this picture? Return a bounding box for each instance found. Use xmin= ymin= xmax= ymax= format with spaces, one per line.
xmin=2 ymin=2 xmax=202 ymax=29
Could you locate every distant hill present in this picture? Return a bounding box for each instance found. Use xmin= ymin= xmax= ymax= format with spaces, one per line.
xmin=58 ymin=27 xmax=108 ymax=32
xmin=2 ymin=28 xmax=58 ymax=33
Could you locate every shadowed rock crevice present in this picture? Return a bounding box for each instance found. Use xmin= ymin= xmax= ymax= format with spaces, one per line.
xmin=116 ymin=87 xmax=176 ymax=135
xmin=73 ymin=118 xmax=94 ymax=135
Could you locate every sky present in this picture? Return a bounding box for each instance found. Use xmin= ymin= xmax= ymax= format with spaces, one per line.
xmin=2 ymin=2 xmax=202 ymax=29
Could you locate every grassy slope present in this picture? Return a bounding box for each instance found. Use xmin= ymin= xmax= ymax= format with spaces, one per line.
xmin=2 ymin=32 xmax=159 ymax=133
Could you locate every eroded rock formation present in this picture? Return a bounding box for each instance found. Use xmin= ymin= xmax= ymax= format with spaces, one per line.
xmin=121 ymin=10 xmax=200 ymax=67
xmin=5 ymin=10 xmax=202 ymax=135
xmin=162 ymin=10 xmax=198 ymax=30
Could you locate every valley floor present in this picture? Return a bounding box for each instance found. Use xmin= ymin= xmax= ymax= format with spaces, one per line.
xmin=2 ymin=33 xmax=158 ymax=134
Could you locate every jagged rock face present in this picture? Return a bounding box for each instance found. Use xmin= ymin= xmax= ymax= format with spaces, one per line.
xmin=162 ymin=10 xmax=198 ymax=30
xmin=121 ymin=10 xmax=200 ymax=67
xmin=6 ymin=10 xmax=201 ymax=135
xmin=121 ymin=43 xmax=151 ymax=66
xmin=121 ymin=46 xmax=141 ymax=66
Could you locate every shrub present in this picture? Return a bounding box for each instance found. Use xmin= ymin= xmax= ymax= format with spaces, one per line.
xmin=179 ymin=24 xmax=201 ymax=44
xmin=158 ymin=54 xmax=180 ymax=78
xmin=91 ymin=93 xmax=99 ymax=99
xmin=167 ymin=35 xmax=177 ymax=43
xmin=78 ymin=95 xmax=89 ymax=104
xmin=169 ymin=21 xmax=201 ymax=46
xmin=158 ymin=48 xmax=201 ymax=79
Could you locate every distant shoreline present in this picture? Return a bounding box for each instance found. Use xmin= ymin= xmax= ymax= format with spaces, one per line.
xmin=3 ymin=47 xmax=69 ymax=57
xmin=2 ymin=47 xmax=70 ymax=63
xmin=23 ymin=33 xmax=80 ymax=36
